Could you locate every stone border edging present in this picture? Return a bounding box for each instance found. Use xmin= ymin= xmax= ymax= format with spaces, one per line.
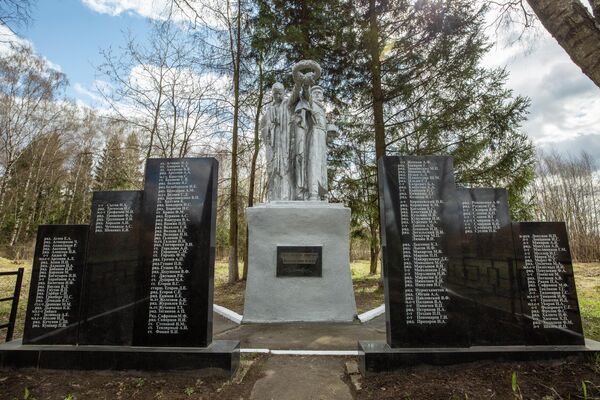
xmin=357 ymin=304 xmax=385 ymax=323
xmin=214 ymin=304 xmax=243 ymax=324
xmin=214 ymin=303 xmax=386 ymax=325
xmin=241 ymin=349 xmax=360 ymax=355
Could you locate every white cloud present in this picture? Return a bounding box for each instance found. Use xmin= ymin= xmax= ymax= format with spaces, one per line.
xmin=483 ymin=13 xmax=600 ymax=159
xmin=73 ymin=81 xmax=108 ymax=105
xmin=81 ymin=0 xmax=225 ymax=29
xmin=82 ymin=0 xmax=174 ymax=20
xmin=0 ymin=25 xmax=64 ymax=75
xmin=0 ymin=24 xmax=31 ymax=53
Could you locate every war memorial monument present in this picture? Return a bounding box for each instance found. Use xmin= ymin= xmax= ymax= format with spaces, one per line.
xmin=0 ymin=60 xmax=598 ymax=376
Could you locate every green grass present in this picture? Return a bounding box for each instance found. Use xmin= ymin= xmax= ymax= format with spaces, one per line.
xmin=574 ymin=263 xmax=600 ymax=341
xmin=0 ymin=257 xmax=31 ymax=340
xmin=350 ymin=260 xmax=384 ymax=313
xmin=2 ymin=259 xmax=600 ymax=341
xmin=214 ymin=261 xmax=245 ymax=314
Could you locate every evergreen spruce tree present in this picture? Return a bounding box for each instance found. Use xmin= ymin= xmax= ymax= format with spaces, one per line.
xmin=252 ymin=0 xmax=356 ymax=101
xmin=95 ymin=134 xmax=127 ymax=190
xmin=123 ymin=132 xmax=143 ymax=189
xmin=255 ymin=0 xmax=536 ymax=273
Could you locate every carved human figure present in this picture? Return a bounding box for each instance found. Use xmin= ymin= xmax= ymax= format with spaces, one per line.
xmin=260 ymin=60 xmax=331 ymax=202
xmin=260 ymin=82 xmax=291 ymax=201
xmin=307 ymin=85 xmax=328 ymax=200
xmin=289 ymin=76 xmax=312 ymax=199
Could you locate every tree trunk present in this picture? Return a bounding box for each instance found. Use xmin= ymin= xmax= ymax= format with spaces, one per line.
xmin=11 ymin=136 xmax=54 ymax=245
xmin=367 ymin=0 xmax=386 ymax=286
xmin=369 ymin=220 xmax=379 ymax=275
xmin=147 ymin=72 xmax=165 ymax=160
xmin=243 ymin=57 xmax=265 ymax=281
xmin=9 ymin=161 xmax=35 ymax=246
xmin=367 ymin=0 xmax=386 ymax=163
xmin=228 ymin=0 xmax=242 ymax=284
xmin=65 ymin=153 xmax=83 ymax=225
xmin=0 ymin=167 xmax=11 ymax=228
xmin=526 ymin=0 xmax=600 ymax=88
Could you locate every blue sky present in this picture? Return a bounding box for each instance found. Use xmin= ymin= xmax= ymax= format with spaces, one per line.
xmin=8 ymin=0 xmax=600 ymax=161
xmin=23 ymin=0 xmax=151 ymax=103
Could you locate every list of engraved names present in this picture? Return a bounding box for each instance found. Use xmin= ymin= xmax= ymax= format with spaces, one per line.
xmin=95 ymin=202 xmax=134 ymax=233
xmin=398 ymin=159 xmax=448 ymax=325
xmin=31 ymin=237 xmax=78 ymax=328
xmin=148 ymin=160 xmax=198 ymax=335
xmin=520 ymin=233 xmax=573 ymax=329
xmin=462 ymin=200 xmax=501 ymax=234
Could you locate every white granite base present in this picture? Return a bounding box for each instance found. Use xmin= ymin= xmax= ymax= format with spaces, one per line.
xmin=243 ymin=201 xmax=357 ymax=323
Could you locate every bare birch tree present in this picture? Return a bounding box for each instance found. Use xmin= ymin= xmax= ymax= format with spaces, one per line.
xmin=173 ymin=0 xmax=250 ymax=283
xmin=97 ymin=7 xmax=220 ymax=160
xmin=531 ymin=151 xmax=600 ymax=261
xmin=0 ymin=45 xmax=67 ymax=239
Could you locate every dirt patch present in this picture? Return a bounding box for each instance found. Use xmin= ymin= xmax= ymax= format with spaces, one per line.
xmin=0 ymin=354 xmax=267 ymax=400
xmin=352 ymin=358 xmax=600 ymax=399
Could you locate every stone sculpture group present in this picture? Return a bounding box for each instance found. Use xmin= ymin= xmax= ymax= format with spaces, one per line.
xmin=261 ymin=60 xmax=331 ymax=201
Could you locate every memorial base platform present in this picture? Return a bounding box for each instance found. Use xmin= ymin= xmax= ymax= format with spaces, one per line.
xmin=244 ymin=201 xmax=357 ymax=323
xmin=0 ymin=339 xmax=240 ymax=376
xmin=358 ymin=340 xmax=600 ymax=375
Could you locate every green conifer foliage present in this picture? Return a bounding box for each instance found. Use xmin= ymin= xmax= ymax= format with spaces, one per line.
xmin=95 ymin=134 xmax=127 ymax=191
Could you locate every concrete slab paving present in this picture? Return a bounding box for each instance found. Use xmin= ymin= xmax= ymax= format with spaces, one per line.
xmin=214 ymin=313 xmax=386 ymax=350
xmin=249 ymin=355 xmax=353 ymax=400
xmin=213 ymin=311 xmax=239 ymax=335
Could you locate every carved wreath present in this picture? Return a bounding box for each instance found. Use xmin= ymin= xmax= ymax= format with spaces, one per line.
xmin=292 ymin=60 xmax=322 ymax=85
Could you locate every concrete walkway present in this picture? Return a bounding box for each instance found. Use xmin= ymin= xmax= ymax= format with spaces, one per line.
xmin=212 ymin=311 xmax=382 ymax=398
xmin=213 ymin=312 xmax=386 ymax=351
xmin=249 ymin=356 xmax=353 ymax=400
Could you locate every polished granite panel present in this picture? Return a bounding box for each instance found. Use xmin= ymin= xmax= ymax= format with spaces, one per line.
xmin=134 ymin=158 xmax=218 ymax=347
xmin=378 ymin=156 xmax=466 ymax=347
xmin=358 ymin=340 xmax=597 ymax=375
xmin=22 ymin=225 xmax=89 ymax=345
xmin=79 ymin=191 xmax=143 ymax=345
xmin=512 ymin=222 xmax=585 ymax=345
xmin=0 ymin=339 xmax=240 ymax=375
xmin=378 ymin=156 xmax=587 ymax=350
xmin=276 ymin=246 xmax=322 ymax=277
xmin=454 ymin=188 xmax=523 ymax=345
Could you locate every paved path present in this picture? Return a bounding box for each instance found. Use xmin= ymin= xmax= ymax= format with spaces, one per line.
xmin=213 ymin=312 xmax=386 ymax=350
xmin=249 ymin=356 xmax=353 ymax=400
xmin=212 ymin=311 xmax=382 ymax=398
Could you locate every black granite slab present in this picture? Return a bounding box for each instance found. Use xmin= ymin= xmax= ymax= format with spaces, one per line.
xmin=0 ymin=339 xmax=240 ymax=375
xmin=22 ymin=225 xmax=89 ymax=345
xmin=276 ymin=246 xmax=322 ymax=277
xmin=134 ymin=158 xmax=218 ymax=347
xmin=79 ymin=191 xmax=143 ymax=345
xmin=512 ymin=222 xmax=585 ymax=345
xmin=378 ymin=156 xmax=466 ymax=347
xmin=453 ymin=188 xmax=523 ymax=345
xmin=358 ymin=340 xmax=599 ymax=375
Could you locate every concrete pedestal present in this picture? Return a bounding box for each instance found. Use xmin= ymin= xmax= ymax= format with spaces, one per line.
xmin=243 ymin=201 xmax=357 ymax=323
